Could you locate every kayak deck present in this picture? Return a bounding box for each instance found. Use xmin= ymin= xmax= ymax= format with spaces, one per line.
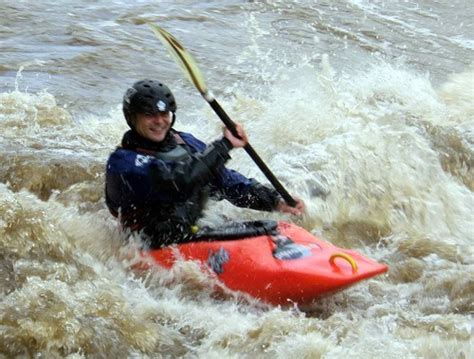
xmin=145 ymin=221 xmax=388 ymax=305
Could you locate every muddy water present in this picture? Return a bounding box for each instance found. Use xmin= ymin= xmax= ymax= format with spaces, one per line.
xmin=0 ymin=1 xmax=473 ymax=357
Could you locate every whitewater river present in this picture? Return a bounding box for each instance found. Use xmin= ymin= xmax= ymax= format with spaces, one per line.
xmin=1 ymin=0 xmax=473 ymax=357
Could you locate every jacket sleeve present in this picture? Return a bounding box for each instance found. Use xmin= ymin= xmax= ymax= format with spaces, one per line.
xmin=106 ymin=137 xmax=233 ymax=212
xmin=180 ymin=132 xmax=281 ymax=211
xmin=210 ymin=167 xmax=282 ymax=212
xmin=149 ymin=137 xmax=233 ymax=194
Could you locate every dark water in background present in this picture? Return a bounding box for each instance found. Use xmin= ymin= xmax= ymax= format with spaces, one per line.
xmin=2 ymin=0 xmax=472 ymax=114
xmin=0 ymin=0 xmax=473 ymax=357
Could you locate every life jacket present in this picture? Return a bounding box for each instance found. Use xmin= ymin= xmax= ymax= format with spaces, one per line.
xmin=106 ymin=129 xmax=279 ymax=248
xmin=107 ymin=131 xmax=210 ymax=246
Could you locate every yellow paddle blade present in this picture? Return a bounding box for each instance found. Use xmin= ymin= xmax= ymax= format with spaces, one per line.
xmin=148 ymin=23 xmax=209 ymax=97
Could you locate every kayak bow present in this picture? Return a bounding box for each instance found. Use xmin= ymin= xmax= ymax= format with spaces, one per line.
xmin=143 ymin=221 xmax=388 ymax=305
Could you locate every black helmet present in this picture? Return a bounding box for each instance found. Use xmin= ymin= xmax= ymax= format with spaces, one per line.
xmin=122 ymin=79 xmax=177 ymax=128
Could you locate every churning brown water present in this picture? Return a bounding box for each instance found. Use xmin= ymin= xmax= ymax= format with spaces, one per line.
xmin=1 ymin=1 xmax=473 ymax=357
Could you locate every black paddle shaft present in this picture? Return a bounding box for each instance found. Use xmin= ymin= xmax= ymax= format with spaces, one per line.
xmin=208 ymin=98 xmax=297 ymax=207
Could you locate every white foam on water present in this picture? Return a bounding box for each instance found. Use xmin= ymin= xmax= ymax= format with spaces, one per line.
xmin=1 ymin=5 xmax=473 ymax=357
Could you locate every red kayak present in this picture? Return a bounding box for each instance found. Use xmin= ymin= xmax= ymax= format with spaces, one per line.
xmin=144 ymin=220 xmax=388 ymax=306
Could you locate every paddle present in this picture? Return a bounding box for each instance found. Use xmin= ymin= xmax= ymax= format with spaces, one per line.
xmin=148 ymin=23 xmax=297 ymax=207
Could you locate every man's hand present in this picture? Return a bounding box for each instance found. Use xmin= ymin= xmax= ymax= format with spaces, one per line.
xmin=276 ymin=197 xmax=305 ymax=216
xmin=224 ymin=123 xmax=248 ymax=148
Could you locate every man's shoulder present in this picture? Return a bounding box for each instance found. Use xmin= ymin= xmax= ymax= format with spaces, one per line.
xmin=107 ymin=147 xmax=152 ymax=171
xmin=175 ymin=131 xmax=206 ymax=151
xmin=108 ymin=147 xmax=138 ymax=160
xmin=176 ymin=131 xmax=200 ymax=142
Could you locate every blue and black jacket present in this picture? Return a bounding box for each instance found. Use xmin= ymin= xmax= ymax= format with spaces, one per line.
xmin=105 ymin=129 xmax=281 ymax=247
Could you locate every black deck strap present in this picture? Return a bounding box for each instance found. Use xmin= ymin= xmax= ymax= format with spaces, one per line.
xmin=193 ymin=220 xmax=279 ymax=240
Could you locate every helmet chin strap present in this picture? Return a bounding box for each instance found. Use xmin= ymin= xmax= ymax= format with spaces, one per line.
xmin=170 ymin=111 xmax=176 ymax=128
xmin=127 ymin=113 xmax=137 ymax=129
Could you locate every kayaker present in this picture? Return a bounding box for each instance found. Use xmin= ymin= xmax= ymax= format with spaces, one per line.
xmin=105 ymin=79 xmax=305 ymax=247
